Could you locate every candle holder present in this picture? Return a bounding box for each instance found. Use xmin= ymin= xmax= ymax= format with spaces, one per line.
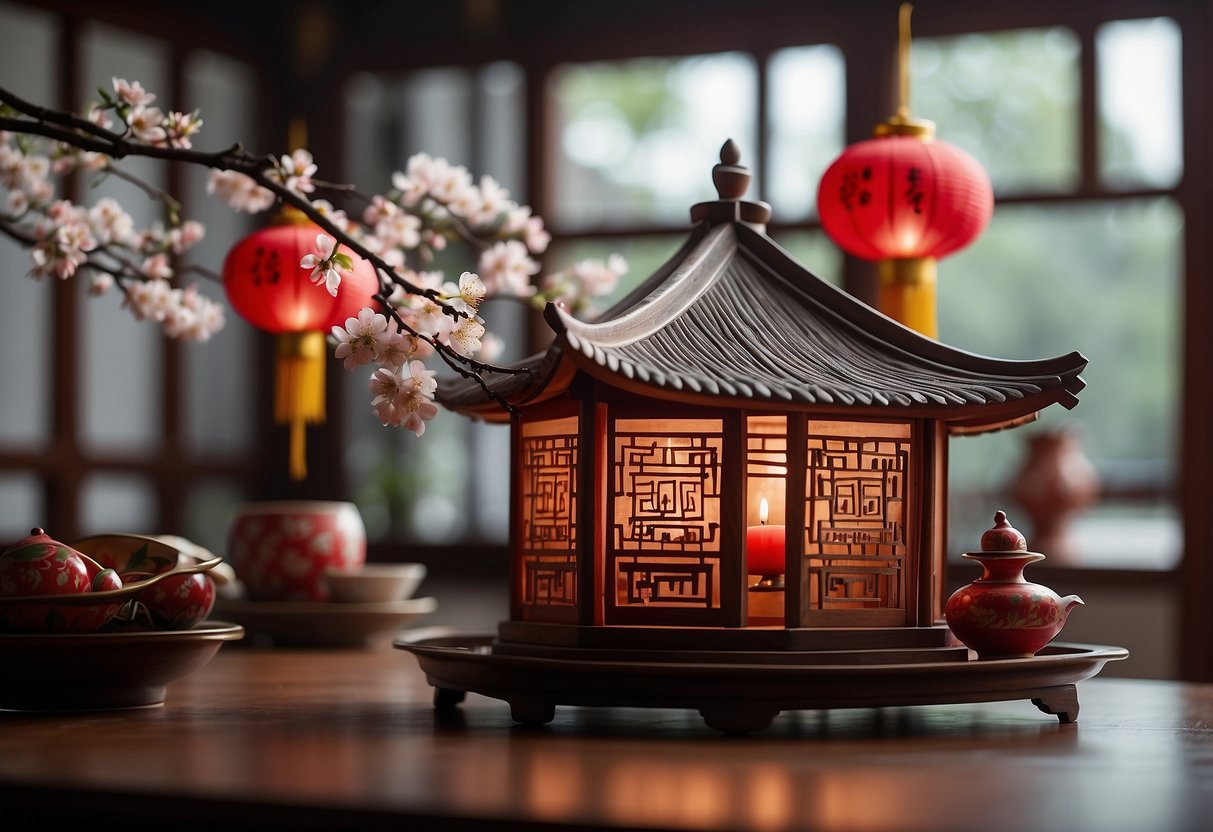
xmin=397 ymin=141 xmax=1126 ymax=733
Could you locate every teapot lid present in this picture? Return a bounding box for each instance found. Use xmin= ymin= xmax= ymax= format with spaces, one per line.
xmin=2 ymin=527 xmax=58 ymax=555
xmin=979 ymin=510 xmax=1028 ymax=552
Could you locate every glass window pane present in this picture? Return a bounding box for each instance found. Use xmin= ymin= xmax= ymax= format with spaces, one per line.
xmin=0 ymin=1 xmax=58 ymax=447
xmin=478 ymin=62 xmax=526 ymax=198
xmin=768 ymin=44 xmax=846 ymax=221
xmin=79 ymin=24 xmax=170 ymax=454
xmin=912 ymin=28 xmax=1080 ymax=194
xmin=182 ymin=50 xmax=257 ymax=457
xmin=1098 ymin=17 xmax=1182 ymax=190
xmin=550 ymin=53 xmax=757 ymax=229
xmin=0 ymin=473 xmax=44 ymax=541
xmin=80 ymin=473 xmax=157 ymax=535
xmin=939 ymin=198 xmax=1181 ymax=565
xmin=185 ymin=477 xmax=251 ymax=556
xmin=768 ymin=230 xmax=843 ymax=287
xmin=342 ymin=65 xmax=528 ymax=545
xmin=0 ymin=1 xmax=58 ymax=101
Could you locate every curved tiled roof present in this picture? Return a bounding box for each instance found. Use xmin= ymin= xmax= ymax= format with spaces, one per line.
xmin=440 ymin=205 xmax=1086 ymax=432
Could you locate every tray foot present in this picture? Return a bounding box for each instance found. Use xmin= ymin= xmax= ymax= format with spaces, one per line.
xmin=509 ymin=696 xmax=556 ymax=726
xmin=1032 ymin=684 xmax=1079 ymax=723
xmin=699 ymin=704 xmax=780 ymax=734
xmin=433 ymin=687 xmax=466 ymax=711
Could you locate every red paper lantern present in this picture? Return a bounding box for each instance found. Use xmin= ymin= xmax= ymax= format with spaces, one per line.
xmin=223 ymin=210 xmax=379 ymax=480
xmin=817 ymin=123 xmax=993 ymax=339
xmin=815 ymin=3 xmax=994 ymax=339
xmin=817 ymin=134 xmax=993 ymax=263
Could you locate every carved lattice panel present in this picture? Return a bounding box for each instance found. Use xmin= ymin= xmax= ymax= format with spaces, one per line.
xmin=610 ymin=418 xmax=723 ymax=611
xmin=519 ymin=416 xmax=579 ymax=611
xmin=803 ymin=421 xmax=911 ymax=612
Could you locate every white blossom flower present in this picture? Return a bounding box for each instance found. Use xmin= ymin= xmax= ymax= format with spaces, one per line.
xmin=4 ymin=190 xmax=28 ymax=217
xmin=112 ymin=77 xmax=156 ymax=107
xmin=0 ymin=142 xmax=24 ymax=189
xmin=374 ymin=210 xmax=421 ymax=250
xmin=392 ymin=360 xmax=440 ymax=436
xmin=163 ymin=110 xmax=202 ymax=149
xmin=141 ymin=252 xmax=173 ymax=280
xmin=412 ymin=297 xmax=449 ymax=338
xmin=362 ymin=194 xmax=398 ymax=226
xmin=440 ymin=271 xmax=486 ymax=317
xmin=127 ymin=278 xmax=174 ymax=321
xmin=30 ymin=218 xmax=96 ymax=280
xmin=427 ymin=158 xmax=474 ymax=206
xmin=524 ymin=215 xmax=551 ymax=254
xmin=377 ymin=329 xmax=427 ymax=368
xmin=167 ymin=219 xmax=205 ymax=254
xmin=88 ymin=272 xmax=114 ymax=296
xmin=87 ymin=105 xmax=114 ymax=131
xmin=126 ymin=106 xmax=168 ymax=144
xmin=206 ymin=169 xmax=275 ymax=214
xmin=368 ymin=366 xmax=403 ymax=426
xmin=471 ymin=175 xmax=510 ymax=226
xmin=449 ymin=317 xmax=486 ymax=357
xmin=477 ymin=239 xmax=539 ymax=297
xmin=299 ymin=232 xmax=349 ymax=297
xmin=331 ymin=307 xmax=388 ymax=370
xmin=272 ymin=149 xmax=317 ymax=196
xmin=310 ymin=199 xmax=352 ymax=233
xmin=88 ymin=197 xmax=135 ymax=245
xmin=21 ymin=154 xmax=50 ymax=191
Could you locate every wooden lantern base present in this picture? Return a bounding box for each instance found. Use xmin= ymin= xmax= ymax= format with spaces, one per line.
xmin=396 ymin=626 xmax=1127 ymax=733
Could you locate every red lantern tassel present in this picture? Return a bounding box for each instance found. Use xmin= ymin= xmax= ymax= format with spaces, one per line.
xmin=275 ymin=331 xmax=326 ymax=480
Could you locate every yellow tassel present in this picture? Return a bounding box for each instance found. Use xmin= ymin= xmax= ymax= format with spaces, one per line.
xmin=878 ymin=257 xmax=938 ymax=339
xmin=275 ymin=331 xmax=327 ymax=481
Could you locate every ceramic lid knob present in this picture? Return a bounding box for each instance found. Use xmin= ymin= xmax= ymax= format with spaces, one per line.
xmin=980 ymin=510 xmax=1028 ymax=552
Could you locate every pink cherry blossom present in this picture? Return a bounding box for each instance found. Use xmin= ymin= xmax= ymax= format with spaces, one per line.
xmin=478 ymin=240 xmax=538 ymax=297
xmin=206 ymin=170 xmax=275 ymax=214
xmin=331 ymin=307 xmax=388 ymax=370
xmin=141 ymin=252 xmax=173 ymax=280
xmin=112 ymin=77 xmax=156 ymax=107
xmin=273 ymin=149 xmax=317 ymax=195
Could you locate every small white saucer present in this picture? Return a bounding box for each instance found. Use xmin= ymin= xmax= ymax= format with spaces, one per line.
xmin=213 ymin=597 xmax=437 ymax=647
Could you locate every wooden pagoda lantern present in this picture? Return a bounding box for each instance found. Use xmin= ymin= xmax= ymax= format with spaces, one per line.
xmin=399 ymin=141 xmax=1126 ymax=732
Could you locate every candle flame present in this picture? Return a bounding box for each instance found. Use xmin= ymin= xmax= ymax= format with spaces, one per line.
xmin=759 ymin=497 xmax=769 ymax=525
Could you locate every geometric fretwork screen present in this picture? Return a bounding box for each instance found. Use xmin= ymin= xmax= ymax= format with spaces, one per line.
xmin=610 ymin=418 xmax=723 ymax=611
xmin=804 ymin=420 xmax=911 ymax=612
xmin=519 ymin=416 xmax=579 ymax=614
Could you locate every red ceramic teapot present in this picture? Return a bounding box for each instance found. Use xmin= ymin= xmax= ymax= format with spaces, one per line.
xmin=945 ymin=511 xmax=1084 ymax=659
xmin=0 ymin=528 xmax=124 ymax=632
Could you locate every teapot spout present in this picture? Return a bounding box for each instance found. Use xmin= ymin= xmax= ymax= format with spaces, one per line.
xmin=1062 ymin=595 xmax=1085 ymax=620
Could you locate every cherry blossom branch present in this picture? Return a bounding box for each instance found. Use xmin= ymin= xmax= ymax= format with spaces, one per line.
xmin=2 ymin=79 xmax=623 ymax=436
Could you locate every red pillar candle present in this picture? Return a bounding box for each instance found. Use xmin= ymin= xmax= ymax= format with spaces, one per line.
xmin=746 ymin=498 xmax=786 ymax=576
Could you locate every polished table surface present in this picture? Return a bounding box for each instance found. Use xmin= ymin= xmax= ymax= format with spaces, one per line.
xmin=2 ymin=633 xmax=1212 ymax=832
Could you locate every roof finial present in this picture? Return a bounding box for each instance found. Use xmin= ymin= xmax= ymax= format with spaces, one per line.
xmin=690 ymin=139 xmax=772 ymax=227
xmin=712 ymin=139 xmax=749 ymax=201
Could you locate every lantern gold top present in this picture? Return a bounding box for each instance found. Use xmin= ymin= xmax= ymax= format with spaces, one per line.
xmin=873 ymin=3 xmax=936 ymax=140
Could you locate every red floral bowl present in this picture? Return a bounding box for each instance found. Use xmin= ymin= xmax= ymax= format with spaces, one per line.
xmin=227 ymin=501 xmax=366 ymax=602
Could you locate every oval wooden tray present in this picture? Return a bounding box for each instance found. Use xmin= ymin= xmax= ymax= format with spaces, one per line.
xmin=396 ymin=634 xmax=1128 ymax=733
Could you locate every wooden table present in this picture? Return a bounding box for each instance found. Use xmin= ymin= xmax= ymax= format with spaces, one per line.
xmin=2 ymin=636 xmax=1212 ymax=832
